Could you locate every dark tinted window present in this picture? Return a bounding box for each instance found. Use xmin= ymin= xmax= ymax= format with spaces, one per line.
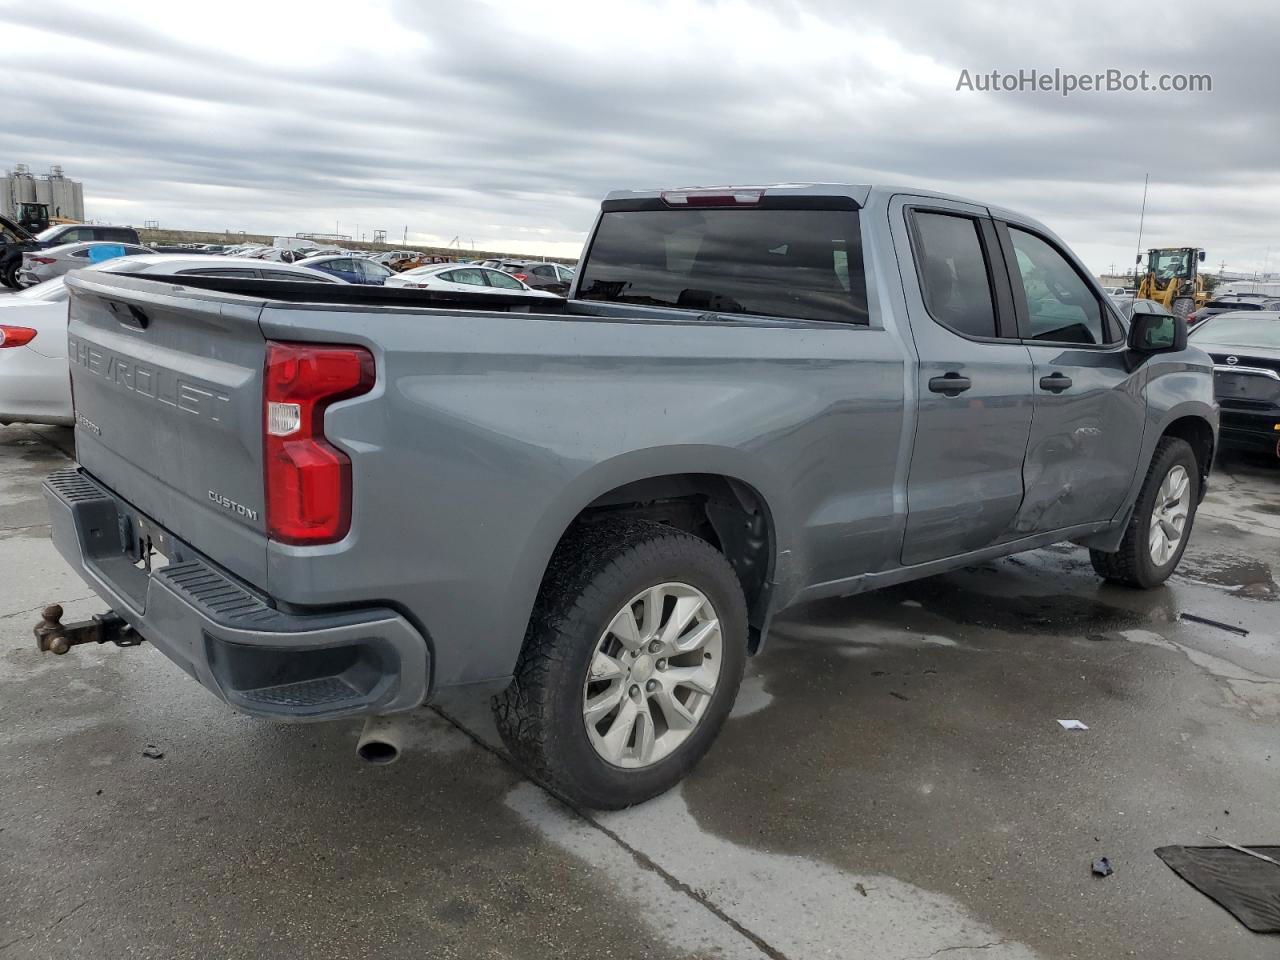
xmin=911 ymin=212 xmax=997 ymax=338
xmin=531 ymin=265 xmax=556 ymax=278
xmin=578 ymin=207 xmax=868 ymax=324
xmin=1008 ymin=228 xmax=1106 ymax=344
xmin=103 ymin=229 xmax=137 ymax=243
xmin=189 ymin=269 xmax=259 ymax=278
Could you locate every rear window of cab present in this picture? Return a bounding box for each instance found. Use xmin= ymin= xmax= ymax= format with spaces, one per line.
xmin=578 ymin=206 xmax=868 ymax=325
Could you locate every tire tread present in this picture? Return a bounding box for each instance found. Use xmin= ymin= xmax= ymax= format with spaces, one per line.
xmin=1090 ymin=436 xmax=1197 ymax=587
xmin=493 ymin=519 xmax=746 ymax=807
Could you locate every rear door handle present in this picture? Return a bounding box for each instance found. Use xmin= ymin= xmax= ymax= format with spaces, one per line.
xmin=1039 ymin=373 xmax=1073 ymax=393
xmin=928 ymin=373 xmax=972 ymax=396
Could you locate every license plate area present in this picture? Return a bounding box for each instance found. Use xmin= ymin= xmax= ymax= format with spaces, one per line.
xmin=122 ymin=510 xmax=177 ymax=573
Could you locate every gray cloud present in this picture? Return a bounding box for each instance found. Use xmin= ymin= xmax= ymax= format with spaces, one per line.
xmin=3 ymin=0 xmax=1278 ymax=271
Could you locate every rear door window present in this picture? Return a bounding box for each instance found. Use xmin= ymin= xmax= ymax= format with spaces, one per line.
xmin=188 ymin=269 xmax=261 ymax=279
xmin=577 ymin=206 xmax=868 ymax=324
xmin=448 ymin=268 xmax=487 ymax=286
xmin=910 ymin=211 xmax=998 ymax=339
xmin=484 ymin=269 xmax=524 ymax=290
xmin=323 ymin=259 xmax=359 ymax=276
xmin=1007 ymin=228 xmax=1107 ymax=345
xmin=262 ymin=269 xmax=333 ymax=282
xmin=357 ymin=260 xmax=391 ymax=281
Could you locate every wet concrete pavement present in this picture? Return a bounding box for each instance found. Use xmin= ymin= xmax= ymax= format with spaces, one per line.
xmin=2 ymin=424 xmax=1277 ymax=959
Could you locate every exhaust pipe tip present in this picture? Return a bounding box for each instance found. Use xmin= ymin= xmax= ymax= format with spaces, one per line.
xmin=356 ymin=739 xmax=400 ymax=764
xmin=356 ymin=715 xmax=404 ymax=765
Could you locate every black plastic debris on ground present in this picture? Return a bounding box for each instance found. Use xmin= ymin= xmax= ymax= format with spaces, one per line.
xmin=1155 ymin=845 xmax=1280 ymax=933
xmin=1177 ymin=612 xmax=1250 ymax=636
xmin=1092 ymin=857 xmax=1113 ymax=877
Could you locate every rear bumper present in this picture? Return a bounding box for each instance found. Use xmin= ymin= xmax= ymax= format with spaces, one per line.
xmin=44 ymin=468 xmax=431 ymax=721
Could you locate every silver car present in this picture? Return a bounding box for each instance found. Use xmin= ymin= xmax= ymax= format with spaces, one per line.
xmin=19 ymin=240 xmax=155 ymax=286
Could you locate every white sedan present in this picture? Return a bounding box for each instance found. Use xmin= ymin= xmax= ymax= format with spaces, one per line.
xmin=384 ymin=263 xmax=560 ymax=297
xmin=0 ymin=255 xmax=342 ymax=426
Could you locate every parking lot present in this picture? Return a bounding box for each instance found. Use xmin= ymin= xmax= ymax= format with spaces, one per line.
xmin=2 ymin=418 xmax=1277 ymax=959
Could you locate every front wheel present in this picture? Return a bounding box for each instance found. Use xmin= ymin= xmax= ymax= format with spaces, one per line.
xmin=494 ymin=519 xmax=747 ymax=809
xmin=1090 ymin=437 xmax=1199 ymax=588
xmin=0 ymin=260 xmax=18 ymax=289
xmin=1172 ymin=297 xmax=1194 ymax=321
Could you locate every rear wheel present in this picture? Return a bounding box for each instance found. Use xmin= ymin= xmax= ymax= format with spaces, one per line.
xmin=0 ymin=260 xmax=18 ymax=289
xmin=1090 ymin=437 xmax=1198 ymax=588
xmin=494 ymin=519 xmax=747 ymax=809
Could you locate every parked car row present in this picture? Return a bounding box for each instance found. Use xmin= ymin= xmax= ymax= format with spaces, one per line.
xmin=0 ymin=255 xmax=347 ymax=426
xmin=1 ymin=241 xmax=577 ymax=426
xmin=1 ymin=222 xmax=143 ymax=288
xmin=11 ymin=236 xmax=576 ymax=295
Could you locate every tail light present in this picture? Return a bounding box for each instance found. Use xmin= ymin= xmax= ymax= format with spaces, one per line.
xmin=0 ymin=325 xmax=37 ymax=347
xmin=28 ymin=256 xmax=56 ymax=265
xmin=513 ymin=273 xmax=529 ymax=282
xmin=264 ymin=342 xmax=375 ymax=545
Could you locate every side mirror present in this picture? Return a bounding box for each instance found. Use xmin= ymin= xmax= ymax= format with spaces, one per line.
xmin=1128 ymin=310 xmax=1187 ymax=353
xmin=1135 ymin=254 xmax=1143 ymax=265
xmin=1198 ymin=250 xmax=1206 ymax=263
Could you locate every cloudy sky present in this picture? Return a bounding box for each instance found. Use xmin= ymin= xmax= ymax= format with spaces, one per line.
xmin=3 ymin=0 xmax=1277 ymax=274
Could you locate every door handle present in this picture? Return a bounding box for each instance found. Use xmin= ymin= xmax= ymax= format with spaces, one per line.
xmin=1039 ymin=373 xmax=1073 ymax=393
xmin=928 ymin=373 xmax=972 ymax=396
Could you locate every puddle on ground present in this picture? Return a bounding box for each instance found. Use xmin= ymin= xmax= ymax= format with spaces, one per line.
xmin=782 ymin=577 xmax=1152 ymax=642
xmin=507 ymin=782 xmax=1039 ymax=960
xmin=1178 ymin=553 xmax=1278 ymax=600
xmin=769 ymin=619 xmax=961 ymax=657
xmin=728 ymin=671 xmax=773 ymax=719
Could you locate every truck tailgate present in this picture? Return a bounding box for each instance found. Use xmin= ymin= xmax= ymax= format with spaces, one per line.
xmin=65 ymin=272 xmax=270 ymax=587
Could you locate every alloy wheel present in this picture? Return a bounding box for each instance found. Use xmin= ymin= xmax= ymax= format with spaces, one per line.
xmin=582 ymin=582 xmax=723 ymax=769
xmin=1149 ymin=464 xmax=1191 ymax=566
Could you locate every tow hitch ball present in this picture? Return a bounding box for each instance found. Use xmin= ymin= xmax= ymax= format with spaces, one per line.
xmin=34 ymin=604 xmax=142 ymax=655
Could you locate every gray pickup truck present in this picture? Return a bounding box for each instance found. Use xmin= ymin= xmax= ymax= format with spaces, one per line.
xmin=40 ymin=183 xmax=1217 ymax=808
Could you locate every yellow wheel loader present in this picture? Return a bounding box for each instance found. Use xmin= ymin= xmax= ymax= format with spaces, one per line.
xmin=1136 ymin=247 xmax=1208 ymax=320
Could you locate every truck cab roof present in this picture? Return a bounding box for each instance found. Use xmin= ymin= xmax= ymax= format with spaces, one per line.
xmin=602 ymin=182 xmax=1053 ymax=234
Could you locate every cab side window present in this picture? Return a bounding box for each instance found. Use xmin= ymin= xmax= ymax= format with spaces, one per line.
xmin=1007 ymin=228 xmax=1106 ymax=345
xmin=911 ymin=211 xmax=998 ymax=339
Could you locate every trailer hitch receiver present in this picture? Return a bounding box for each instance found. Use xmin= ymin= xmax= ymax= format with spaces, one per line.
xmin=34 ymin=604 xmax=142 ymax=655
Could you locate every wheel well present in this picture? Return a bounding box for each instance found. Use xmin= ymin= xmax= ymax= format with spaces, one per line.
xmin=1161 ymin=416 xmax=1214 ymax=496
xmin=571 ymin=474 xmax=775 ymax=651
